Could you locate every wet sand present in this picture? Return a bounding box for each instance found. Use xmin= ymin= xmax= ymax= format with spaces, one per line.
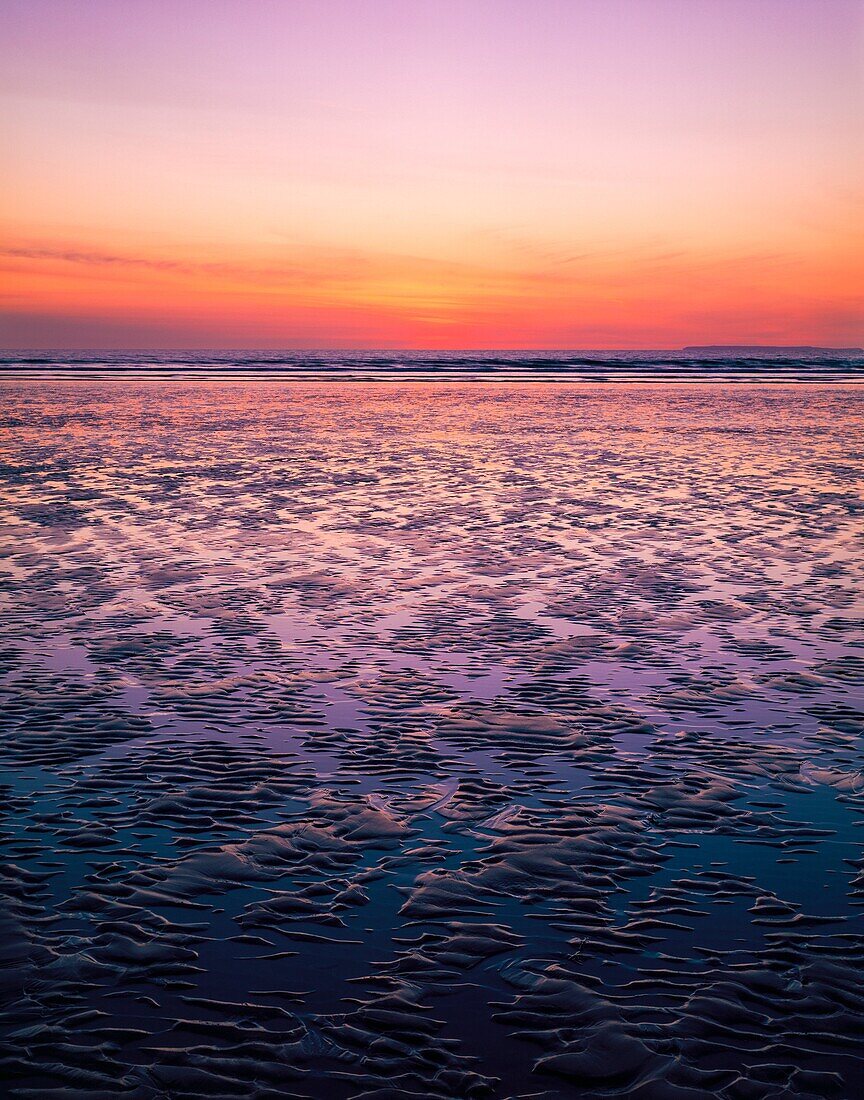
xmin=1 ymin=381 xmax=863 ymax=1098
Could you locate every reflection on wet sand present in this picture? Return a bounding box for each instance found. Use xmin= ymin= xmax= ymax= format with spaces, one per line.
xmin=1 ymin=382 xmax=863 ymax=1098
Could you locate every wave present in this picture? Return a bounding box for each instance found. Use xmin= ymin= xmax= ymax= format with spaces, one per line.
xmin=1 ymin=348 xmax=862 ymax=381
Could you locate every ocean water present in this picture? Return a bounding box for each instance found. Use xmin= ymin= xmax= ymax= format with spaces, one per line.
xmin=1 ymin=345 xmax=863 ymax=382
xmin=0 ymin=369 xmax=863 ymax=1098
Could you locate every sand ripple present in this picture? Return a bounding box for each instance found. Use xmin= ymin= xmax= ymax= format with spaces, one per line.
xmin=0 ymin=381 xmax=862 ymax=1097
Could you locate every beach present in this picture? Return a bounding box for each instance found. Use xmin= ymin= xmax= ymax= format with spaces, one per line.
xmin=1 ymin=379 xmax=863 ymax=1098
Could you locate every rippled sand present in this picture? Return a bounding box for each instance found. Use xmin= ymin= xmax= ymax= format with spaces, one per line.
xmin=1 ymin=381 xmax=863 ymax=1098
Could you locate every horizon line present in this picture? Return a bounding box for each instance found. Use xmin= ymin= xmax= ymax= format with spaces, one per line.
xmin=2 ymin=345 xmax=863 ymax=354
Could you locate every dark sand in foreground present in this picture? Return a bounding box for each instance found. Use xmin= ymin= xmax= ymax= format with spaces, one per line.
xmin=1 ymin=382 xmax=863 ymax=1098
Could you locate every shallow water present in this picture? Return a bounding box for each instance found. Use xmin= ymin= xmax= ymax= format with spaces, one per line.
xmin=1 ymin=381 xmax=863 ymax=1098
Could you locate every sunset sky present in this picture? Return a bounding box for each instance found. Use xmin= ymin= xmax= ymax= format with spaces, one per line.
xmin=1 ymin=0 xmax=862 ymax=349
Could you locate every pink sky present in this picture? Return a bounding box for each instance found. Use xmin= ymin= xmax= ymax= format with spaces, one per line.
xmin=1 ymin=0 xmax=862 ymax=348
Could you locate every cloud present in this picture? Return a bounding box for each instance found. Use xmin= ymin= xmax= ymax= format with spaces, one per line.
xmin=1 ymin=246 xmax=188 ymax=271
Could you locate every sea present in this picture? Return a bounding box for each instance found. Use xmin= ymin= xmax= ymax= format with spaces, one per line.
xmin=1 ymin=345 xmax=862 ymax=381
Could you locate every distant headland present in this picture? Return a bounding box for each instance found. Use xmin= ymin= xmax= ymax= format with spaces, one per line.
xmin=683 ymin=345 xmax=863 ymax=353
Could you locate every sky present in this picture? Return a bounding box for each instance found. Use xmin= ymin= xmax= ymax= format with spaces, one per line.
xmin=1 ymin=0 xmax=862 ymax=349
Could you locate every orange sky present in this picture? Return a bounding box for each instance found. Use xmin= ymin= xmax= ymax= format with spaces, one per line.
xmin=2 ymin=0 xmax=862 ymax=349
